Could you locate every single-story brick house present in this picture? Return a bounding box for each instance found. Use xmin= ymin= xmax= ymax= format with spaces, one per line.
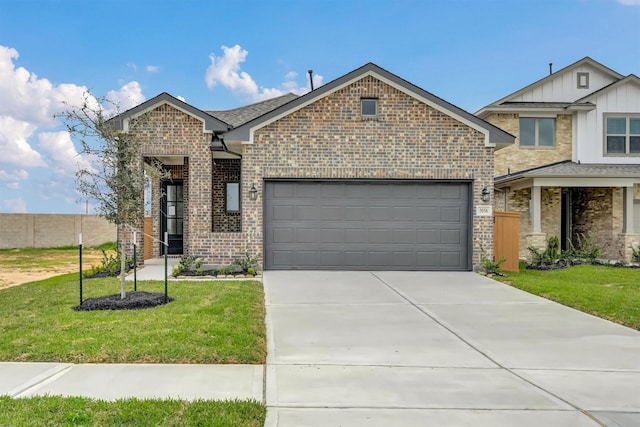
xmin=112 ymin=63 xmax=514 ymax=271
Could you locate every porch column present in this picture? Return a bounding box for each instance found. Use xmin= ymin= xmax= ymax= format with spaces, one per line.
xmin=623 ymin=186 xmax=634 ymax=234
xmin=532 ymin=185 xmax=542 ymax=233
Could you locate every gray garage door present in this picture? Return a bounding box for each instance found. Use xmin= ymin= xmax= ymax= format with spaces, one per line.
xmin=264 ymin=181 xmax=471 ymax=270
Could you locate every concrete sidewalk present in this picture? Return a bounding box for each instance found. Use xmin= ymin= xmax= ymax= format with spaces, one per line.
xmin=0 ymin=362 xmax=264 ymax=402
xmin=125 ymin=257 xmax=180 ymax=281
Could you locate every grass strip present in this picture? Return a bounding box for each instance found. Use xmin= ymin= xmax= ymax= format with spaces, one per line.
xmin=0 ymin=396 xmax=265 ymax=427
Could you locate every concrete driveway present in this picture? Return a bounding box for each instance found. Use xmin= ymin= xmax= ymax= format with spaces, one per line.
xmin=263 ymin=271 xmax=640 ymax=427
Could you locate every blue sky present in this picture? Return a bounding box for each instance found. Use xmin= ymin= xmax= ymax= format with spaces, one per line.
xmin=0 ymin=0 xmax=639 ymax=214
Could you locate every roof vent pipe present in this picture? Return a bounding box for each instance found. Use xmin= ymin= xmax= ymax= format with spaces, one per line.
xmin=308 ymin=70 xmax=314 ymax=91
xmin=549 ymin=63 xmax=553 ymax=75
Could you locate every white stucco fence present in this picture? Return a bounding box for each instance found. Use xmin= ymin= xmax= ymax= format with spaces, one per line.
xmin=0 ymin=214 xmax=116 ymax=249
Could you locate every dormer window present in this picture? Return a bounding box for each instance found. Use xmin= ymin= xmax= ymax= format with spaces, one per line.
xmin=577 ymin=72 xmax=589 ymax=89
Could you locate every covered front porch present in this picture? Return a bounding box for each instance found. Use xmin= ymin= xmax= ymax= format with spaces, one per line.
xmin=494 ymin=162 xmax=640 ymax=261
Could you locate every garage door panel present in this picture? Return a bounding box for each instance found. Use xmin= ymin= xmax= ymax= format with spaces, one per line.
xmin=272 ymin=250 xmax=294 ymax=267
xmin=369 ymin=207 xmax=393 ymax=221
xmin=273 ymin=206 xmax=294 ymax=220
xmin=393 ymin=251 xmax=416 ymax=266
xmin=273 ymin=183 xmax=295 ymax=198
xmin=417 ymin=206 xmax=440 ymax=221
xmin=295 ymin=206 xmax=318 ymax=220
xmin=346 ymin=185 xmax=369 ymax=198
xmin=441 ymin=229 xmax=462 ymax=244
xmin=265 ymin=181 xmax=470 ymax=270
xmin=321 ymin=184 xmax=345 ymax=198
xmin=370 ymin=185 xmax=394 ymax=198
xmin=345 ymin=229 xmax=368 ymax=243
xmin=321 ymin=206 xmax=345 ymax=220
xmin=441 ymin=184 xmax=462 ymax=199
xmin=370 ymin=229 xmax=391 ymax=243
xmin=441 ymin=251 xmax=463 ymax=267
xmin=321 ymin=229 xmax=344 ymax=243
xmin=273 ymin=228 xmax=293 ymax=243
xmin=295 ymin=251 xmax=319 ymax=267
xmin=416 ymin=251 xmax=440 ymax=266
xmin=346 ymin=206 xmax=368 ymax=220
xmin=417 ymin=186 xmax=440 ymax=199
xmin=417 ymin=229 xmax=440 ymax=244
xmin=392 ymin=230 xmax=415 ymax=244
xmin=369 ymin=251 xmax=393 ymax=267
xmin=296 ymin=228 xmax=317 ymax=243
xmin=440 ymin=207 xmax=461 ymax=222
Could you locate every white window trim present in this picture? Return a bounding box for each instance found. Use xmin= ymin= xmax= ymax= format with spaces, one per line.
xmin=519 ymin=117 xmax=556 ymax=148
xmin=603 ymin=114 xmax=640 ymax=157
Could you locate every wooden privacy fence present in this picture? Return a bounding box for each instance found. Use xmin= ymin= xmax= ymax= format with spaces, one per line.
xmin=494 ymin=211 xmax=520 ymax=272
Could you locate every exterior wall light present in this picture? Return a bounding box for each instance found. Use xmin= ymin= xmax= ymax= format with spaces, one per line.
xmin=249 ymin=183 xmax=258 ymax=201
xmin=481 ymin=186 xmax=491 ymax=203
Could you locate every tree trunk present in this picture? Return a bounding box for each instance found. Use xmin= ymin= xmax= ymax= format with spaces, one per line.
xmin=120 ymin=241 xmax=127 ymax=299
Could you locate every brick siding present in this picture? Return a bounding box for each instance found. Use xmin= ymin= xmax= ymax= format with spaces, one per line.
xmin=486 ymin=113 xmax=572 ymax=176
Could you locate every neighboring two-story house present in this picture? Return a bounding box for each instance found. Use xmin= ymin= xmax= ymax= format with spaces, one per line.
xmin=477 ymin=57 xmax=640 ymax=261
xmin=112 ymin=63 xmax=513 ymax=271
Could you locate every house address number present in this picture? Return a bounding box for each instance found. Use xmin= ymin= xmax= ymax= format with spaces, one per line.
xmin=476 ymin=205 xmax=493 ymax=217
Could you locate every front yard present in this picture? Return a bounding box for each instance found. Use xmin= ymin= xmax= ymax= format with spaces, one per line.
xmin=0 ymin=274 xmax=266 ymax=363
xmin=495 ymin=264 xmax=640 ymax=330
xmin=0 ymin=272 xmax=267 ymax=426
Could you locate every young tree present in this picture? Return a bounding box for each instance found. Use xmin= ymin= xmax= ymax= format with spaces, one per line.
xmin=58 ymin=91 xmax=166 ymax=298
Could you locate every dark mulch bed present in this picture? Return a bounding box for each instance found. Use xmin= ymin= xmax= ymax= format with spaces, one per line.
xmin=74 ymin=291 xmax=174 ymax=311
xmin=82 ymin=271 xmax=117 ymax=279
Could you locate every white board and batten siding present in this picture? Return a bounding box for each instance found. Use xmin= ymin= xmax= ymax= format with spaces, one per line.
xmin=575 ymin=81 xmax=640 ymax=164
xmin=510 ymin=64 xmax=618 ymax=103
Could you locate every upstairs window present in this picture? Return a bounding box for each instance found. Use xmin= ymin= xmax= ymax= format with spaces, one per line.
xmin=605 ymin=115 xmax=640 ymax=155
xmin=519 ymin=117 xmax=555 ymax=147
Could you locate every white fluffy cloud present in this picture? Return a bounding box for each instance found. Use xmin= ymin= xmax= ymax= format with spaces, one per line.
xmin=38 ymin=131 xmax=94 ymax=176
xmin=0 ymin=116 xmax=46 ymax=167
xmin=146 ymin=65 xmax=160 ymax=73
xmin=0 ymin=44 xmax=147 ymax=213
xmin=205 ymin=44 xmax=322 ymax=102
xmin=0 ymin=46 xmax=89 ymax=127
xmin=205 ymin=45 xmax=259 ymax=94
xmin=105 ymin=81 xmax=146 ymax=116
xmin=0 ymin=44 xmax=144 ymax=174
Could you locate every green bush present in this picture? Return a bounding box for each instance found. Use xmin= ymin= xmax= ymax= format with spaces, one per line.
xmin=528 ymin=236 xmax=560 ymax=267
xmin=479 ymin=246 xmax=505 ymax=275
xmin=84 ymin=249 xmax=133 ymax=278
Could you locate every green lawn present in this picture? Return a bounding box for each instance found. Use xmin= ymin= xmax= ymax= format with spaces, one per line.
xmin=0 ymin=396 xmax=265 ymax=427
xmin=496 ymin=264 xmax=640 ymax=330
xmin=0 ymin=274 xmax=266 ymax=363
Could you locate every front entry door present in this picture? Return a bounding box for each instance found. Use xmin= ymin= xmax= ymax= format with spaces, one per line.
xmin=161 ymin=181 xmax=183 ymax=255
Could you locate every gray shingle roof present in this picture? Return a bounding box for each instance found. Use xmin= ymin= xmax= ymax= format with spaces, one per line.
xmin=496 ymin=160 xmax=640 ymax=184
xmin=208 ymin=93 xmax=299 ymax=128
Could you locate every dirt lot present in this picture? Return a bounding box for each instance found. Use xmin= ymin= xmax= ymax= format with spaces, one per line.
xmin=0 ymin=248 xmax=107 ymax=290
